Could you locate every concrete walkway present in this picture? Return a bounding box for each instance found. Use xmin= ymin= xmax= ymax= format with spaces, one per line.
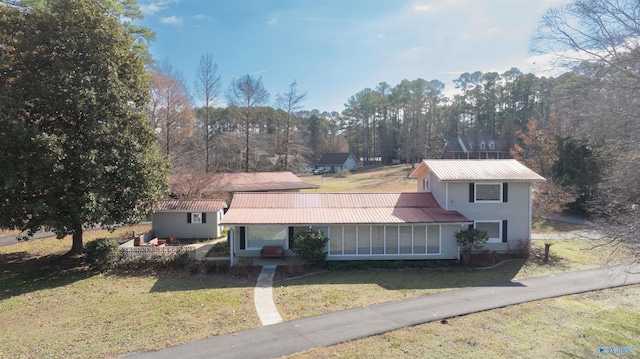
xmin=126 ymin=262 xmax=640 ymax=359
xmin=254 ymin=265 xmax=283 ymax=326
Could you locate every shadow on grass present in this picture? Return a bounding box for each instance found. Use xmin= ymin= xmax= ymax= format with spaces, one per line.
xmin=0 ymin=251 xmax=94 ymax=301
xmin=276 ymin=260 xmax=529 ymax=291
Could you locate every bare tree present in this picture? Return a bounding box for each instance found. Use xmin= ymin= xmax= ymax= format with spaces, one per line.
xmin=148 ymin=62 xmax=195 ymax=172
xmin=532 ymin=0 xmax=640 ymax=81
xmin=276 ymin=80 xmax=307 ymax=170
xmin=226 ymin=74 xmax=269 ymax=172
xmin=195 ymin=54 xmax=221 ymax=173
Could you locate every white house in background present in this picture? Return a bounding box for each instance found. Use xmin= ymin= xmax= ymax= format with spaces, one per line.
xmin=152 ymin=199 xmax=227 ymax=239
xmin=409 ymin=159 xmax=545 ymax=251
xmin=221 ymin=192 xmax=471 ymax=263
xmin=316 ymin=152 xmax=358 ymax=172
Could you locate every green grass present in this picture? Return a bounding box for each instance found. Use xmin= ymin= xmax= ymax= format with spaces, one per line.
xmin=532 ymin=218 xmax=588 ymax=233
xmin=302 ymin=165 xmax=416 ymax=193
xmin=285 ymin=285 xmax=640 ymax=359
xmin=0 ymin=225 xmax=260 ymax=359
xmin=274 ymin=238 xmax=636 ymax=321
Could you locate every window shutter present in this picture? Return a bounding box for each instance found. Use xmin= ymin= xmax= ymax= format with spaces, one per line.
xmin=468 ymin=223 xmax=474 ymax=230
xmin=239 ymin=226 xmax=246 ymax=250
xmin=469 ymin=183 xmax=475 ymax=202
xmin=202 ymin=213 xmax=207 ymax=223
xmin=503 ymin=183 xmax=508 ymax=202
xmin=288 ymin=227 xmax=295 ymax=249
xmin=187 ymin=213 xmax=192 ymax=223
xmin=502 ymin=220 xmax=508 ymax=243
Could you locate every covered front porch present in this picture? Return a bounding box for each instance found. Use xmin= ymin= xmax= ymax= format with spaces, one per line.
xmin=227 ymin=223 xmax=464 ymax=265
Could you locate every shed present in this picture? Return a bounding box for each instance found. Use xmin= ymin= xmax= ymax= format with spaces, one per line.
xmin=152 ymin=199 xmax=227 ymax=239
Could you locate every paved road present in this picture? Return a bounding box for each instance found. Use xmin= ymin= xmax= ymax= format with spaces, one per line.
xmin=0 ymin=230 xmax=56 ymax=247
xmin=126 ymin=262 xmax=640 ymax=359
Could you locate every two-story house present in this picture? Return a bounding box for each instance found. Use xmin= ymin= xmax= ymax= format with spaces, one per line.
xmin=409 ymin=159 xmax=545 ymax=251
xmin=221 ymin=159 xmax=544 ymax=264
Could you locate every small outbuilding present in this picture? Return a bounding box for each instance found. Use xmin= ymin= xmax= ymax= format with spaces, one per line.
xmin=316 ymin=152 xmax=358 ymax=173
xmin=152 ymin=199 xmax=227 ymax=239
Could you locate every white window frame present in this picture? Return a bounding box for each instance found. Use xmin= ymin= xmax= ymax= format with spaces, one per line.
xmin=475 ymin=221 xmax=502 ymax=243
xmin=246 ymin=225 xmax=288 ymax=249
xmin=480 ymin=141 xmax=486 ymax=150
xmin=475 ymin=183 xmax=502 ymax=203
xmin=423 ymin=178 xmax=429 ymax=191
xmin=489 ymin=141 xmax=495 ymax=150
xmin=191 ymin=212 xmax=202 ymax=224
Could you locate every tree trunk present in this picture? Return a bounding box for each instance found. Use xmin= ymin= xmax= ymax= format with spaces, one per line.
xmin=70 ymin=226 xmax=83 ymax=255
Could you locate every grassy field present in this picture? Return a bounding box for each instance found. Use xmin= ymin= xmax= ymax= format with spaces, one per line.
xmin=0 ymin=225 xmax=260 ymax=359
xmin=286 ymin=284 xmax=640 ymax=359
xmin=301 ymin=165 xmax=416 ymax=192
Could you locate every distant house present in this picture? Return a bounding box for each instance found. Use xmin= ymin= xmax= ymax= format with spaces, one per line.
xmin=152 ymin=199 xmax=227 ymax=239
xmin=443 ymin=135 xmax=510 ymax=159
xmin=316 ymin=153 xmax=358 ymax=172
xmin=202 ymin=171 xmax=319 ymax=201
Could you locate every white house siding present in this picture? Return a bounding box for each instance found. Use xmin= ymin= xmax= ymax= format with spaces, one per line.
xmin=446 ymin=181 xmax=532 ymax=250
xmin=343 ymin=156 xmax=358 ymax=171
xmin=152 ymin=211 xmax=223 ymax=239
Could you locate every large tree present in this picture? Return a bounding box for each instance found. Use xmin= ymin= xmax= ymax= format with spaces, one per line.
xmin=194 ymin=54 xmax=221 ymax=173
xmin=0 ymin=0 xmax=167 ymax=254
xmin=275 ymin=80 xmax=307 ymax=171
xmin=226 ymin=74 xmax=269 ymax=172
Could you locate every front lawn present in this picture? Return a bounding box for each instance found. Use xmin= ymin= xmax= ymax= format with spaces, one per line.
xmin=274 ymin=238 xmax=636 ymax=320
xmin=0 ymin=226 xmax=260 ymax=359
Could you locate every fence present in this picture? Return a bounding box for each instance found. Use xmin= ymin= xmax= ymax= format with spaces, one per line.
xmin=119 ymin=246 xmax=196 ymax=262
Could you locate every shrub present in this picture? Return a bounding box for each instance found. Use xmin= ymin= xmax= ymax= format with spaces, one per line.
xmin=84 ymin=237 xmax=121 ymax=270
xmin=292 ymin=229 xmax=329 ymax=265
xmin=334 ymin=169 xmax=351 ymax=178
xmin=455 ymin=228 xmax=488 ymax=266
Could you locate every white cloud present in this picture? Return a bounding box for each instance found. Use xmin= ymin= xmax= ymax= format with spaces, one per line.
xmin=160 ymin=16 xmax=182 ymax=25
xmin=194 ymin=14 xmax=207 ymax=20
xmin=268 ymin=17 xmax=278 ymax=26
xmin=139 ymin=0 xmax=179 ymax=16
xmin=413 ymin=0 xmax=464 ymax=13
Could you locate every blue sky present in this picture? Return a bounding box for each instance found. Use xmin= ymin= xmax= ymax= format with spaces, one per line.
xmin=137 ymin=0 xmax=566 ymax=113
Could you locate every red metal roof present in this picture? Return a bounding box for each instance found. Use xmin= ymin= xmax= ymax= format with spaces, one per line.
xmin=205 ymin=171 xmax=319 ymax=192
xmin=155 ymin=199 xmax=226 ymax=212
xmin=221 ymin=192 xmax=470 ymax=225
xmin=410 ymin=159 xmax=546 ymax=182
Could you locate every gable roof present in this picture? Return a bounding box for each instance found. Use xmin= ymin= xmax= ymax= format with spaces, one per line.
xmin=409 ymin=159 xmax=545 ymax=182
xmin=155 ymin=199 xmax=226 ymax=212
xmin=220 ymin=192 xmax=470 ymax=225
xmin=317 ymin=153 xmax=355 ymax=166
xmin=206 ymin=171 xmax=319 ymax=192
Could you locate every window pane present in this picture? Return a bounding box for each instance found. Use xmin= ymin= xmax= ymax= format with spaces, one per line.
xmin=329 ymin=226 xmax=342 ymax=255
xmin=414 ymin=226 xmax=426 ymax=254
xmin=357 ymin=225 xmax=370 ymax=255
xmin=371 ymin=226 xmax=384 ymax=254
xmin=476 ymin=184 xmax=501 ymax=201
xmin=427 ymin=225 xmax=440 ymax=254
xmin=247 ymin=226 xmax=287 ymax=248
xmin=476 ymin=222 xmax=500 ymax=241
xmin=343 ymin=226 xmax=357 ymax=254
xmin=386 ymin=226 xmax=398 ymax=254
xmin=399 ymin=226 xmax=413 ymax=254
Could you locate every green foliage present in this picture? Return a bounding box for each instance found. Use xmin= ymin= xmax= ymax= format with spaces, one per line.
xmin=84 ymin=238 xmax=121 ymax=270
xmin=292 ymin=229 xmax=329 ymax=264
xmin=553 ymin=137 xmax=600 ymax=215
xmin=455 ymin=228 xmax=488 ymax=266
xmin=0 ymin=0 xmax=167 ymax=254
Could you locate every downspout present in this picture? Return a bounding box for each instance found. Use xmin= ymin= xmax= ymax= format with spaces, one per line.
xmin=229 ymin=228 xmax=235 ymax=267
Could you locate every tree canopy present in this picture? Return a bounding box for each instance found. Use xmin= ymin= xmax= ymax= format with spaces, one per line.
xmin=0 ymin=0 xmax=167 ymax=254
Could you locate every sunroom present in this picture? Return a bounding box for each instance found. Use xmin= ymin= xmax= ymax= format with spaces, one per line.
xmin=221 ymin=192 xmax=471 ymax=264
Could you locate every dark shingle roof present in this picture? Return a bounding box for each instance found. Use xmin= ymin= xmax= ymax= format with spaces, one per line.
xmin=317 ymin=153 xmax=354 ymax=165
